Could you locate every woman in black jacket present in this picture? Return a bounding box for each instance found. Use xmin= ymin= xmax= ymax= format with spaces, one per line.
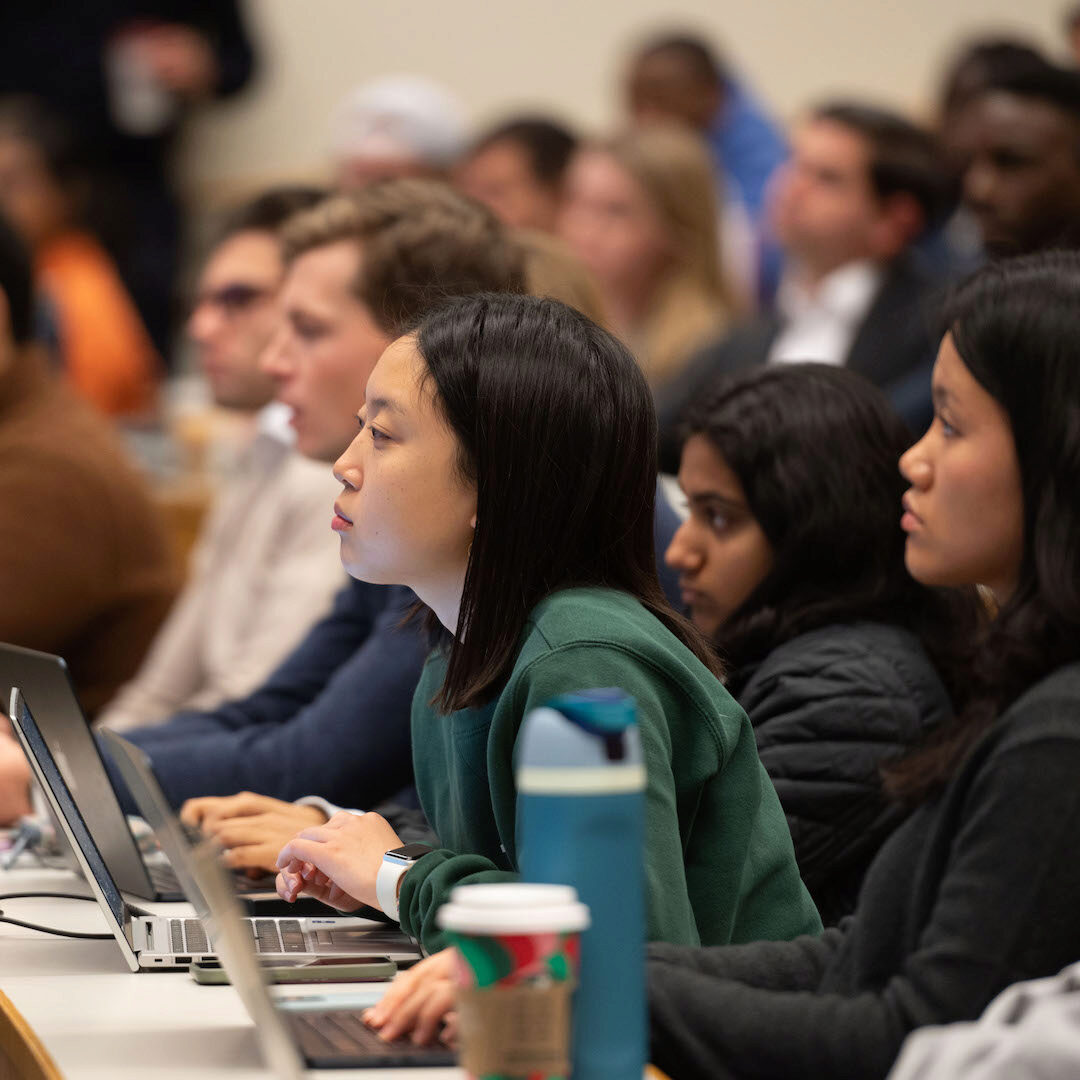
xmin=650 ymin=250 xmax=1080 ymax=1079
xmin=666 ymin=361 xmax=977 ymax=923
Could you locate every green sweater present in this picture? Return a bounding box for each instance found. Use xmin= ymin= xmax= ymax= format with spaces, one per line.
xmin=398 ymin=587 xmax=821 ymax=952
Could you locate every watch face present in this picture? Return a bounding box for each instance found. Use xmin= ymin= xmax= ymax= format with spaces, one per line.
xmin=387 ymin=843 xmax=433 ymax=860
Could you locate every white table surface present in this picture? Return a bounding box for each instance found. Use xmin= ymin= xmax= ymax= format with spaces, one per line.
xmin=0 ymin=863 xmax=462 ymax=1079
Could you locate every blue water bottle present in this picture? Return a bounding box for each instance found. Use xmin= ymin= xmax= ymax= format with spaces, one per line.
xmin=516 ymin=688 xmax=646 ymax=1080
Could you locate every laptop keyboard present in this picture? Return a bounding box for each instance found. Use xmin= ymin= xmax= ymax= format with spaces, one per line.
xmin=168 ymin=918 xmax=306 ymax=955
xmin=290 ymin=1010 xmax=456 ymax=1066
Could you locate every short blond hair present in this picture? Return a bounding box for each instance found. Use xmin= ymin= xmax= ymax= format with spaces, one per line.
xmin=280 ymin=179 xmax=525 ymax=333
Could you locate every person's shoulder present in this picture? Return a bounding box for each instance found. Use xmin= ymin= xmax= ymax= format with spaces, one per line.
xmin=523 ymin=587 xmax=673 ymax=654
xmin=996 ymin=662 xmax=1080 ymax=747
xmin=743 ymin=621 xmax=950 ymax=723
xmin=517 ymin=588 xmax=733 ymax=710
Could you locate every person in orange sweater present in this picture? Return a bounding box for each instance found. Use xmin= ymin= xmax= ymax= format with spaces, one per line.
xmin=0 ymin=211 xmax=177 ymax=821
xmin=0 ymin=95 xmax=160 ymax=417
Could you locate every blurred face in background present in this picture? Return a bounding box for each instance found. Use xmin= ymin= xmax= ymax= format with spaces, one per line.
xmin=626 ymin=49 xmax=719 ymax=132
xmin=558 ymin=148 xmax=671 ymax=318
xmin=962 ymin=91 xmax=1080 ymax=256
xmin=770 ymin=117 xmax=890 ymax=278
xmin=187 ymin=230 xmax=282 ymax=411
xmin=665 ymin=434 xmax=774 ymax=637
xmin=457 ymin=138 xmax=561 ymax=232
xmin=0 ymin=134 xmax=70 ymax=249
xmin=261 ymin=239 xmax=393 ymax=463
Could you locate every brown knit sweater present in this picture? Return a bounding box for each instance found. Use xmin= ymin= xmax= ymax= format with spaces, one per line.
xmin=0 ymin=348 xmax=178 ymax=716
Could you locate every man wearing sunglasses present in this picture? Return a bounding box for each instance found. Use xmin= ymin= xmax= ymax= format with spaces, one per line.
xmin=97 ymin=188 xmax=345 ymax=732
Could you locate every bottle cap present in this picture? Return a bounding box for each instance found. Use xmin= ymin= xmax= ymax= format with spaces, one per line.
xmin=547 ymin=689 xmax=636 ymax=734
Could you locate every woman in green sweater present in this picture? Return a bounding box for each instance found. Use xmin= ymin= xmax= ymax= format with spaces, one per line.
xmin=274 ymin=293 xmax=819 ymax=961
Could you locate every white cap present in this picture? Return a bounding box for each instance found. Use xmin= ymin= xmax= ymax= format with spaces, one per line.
xmin=437 ymin=883 xmax=590 ymax=935
xmin=330 ymin=75 xmax=467 ymax=169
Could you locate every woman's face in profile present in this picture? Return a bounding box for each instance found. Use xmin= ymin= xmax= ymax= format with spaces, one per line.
xmin=331 ymin=335 xmax=477 ymax=608
xmin=665 ymin=435 xmax=774 ymax=638
xmin=900 ymin=333 xmax=1024 ymax=603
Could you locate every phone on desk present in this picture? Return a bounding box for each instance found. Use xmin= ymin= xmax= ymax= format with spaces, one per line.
xmin=190 ymin=955 xmax=397 ymax=985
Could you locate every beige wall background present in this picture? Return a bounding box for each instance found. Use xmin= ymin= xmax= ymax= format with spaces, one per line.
xmin=178 ymin=0 xmax=1071 ymax=199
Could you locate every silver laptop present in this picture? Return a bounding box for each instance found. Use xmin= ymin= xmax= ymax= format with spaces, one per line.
xmin=0 ymin=641 xmax=278 ymax=902
xmin=185 ymin=830 xmax=456 ymax=1072
xmin=10 ymin=688 xmax=420 ymax=971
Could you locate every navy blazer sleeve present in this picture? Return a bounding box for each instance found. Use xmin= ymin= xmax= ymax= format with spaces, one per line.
xmin=101 ymin=582 xmax=428 ymax=811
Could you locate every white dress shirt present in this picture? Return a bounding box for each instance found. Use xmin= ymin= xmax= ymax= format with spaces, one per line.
xmin=768 ymin=260 xmax=885 ymax=367
xmin=99 ymin=404 xmax=345 ymax=731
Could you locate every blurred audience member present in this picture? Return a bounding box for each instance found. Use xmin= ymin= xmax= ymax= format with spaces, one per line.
xmin=558 ymin=125 xmax=734 ymax=391
xmin=933 ymin=39 xmax=1048 ymax=272
xmin=456 ymin=116 xmax=578 ymax=232
xmin=0 ymin=212 xmax=176 ymax=735
xmin=515 ymin=228 xmax=607 ymax=326
xmin=0 ymin=96 xmax=160 ymax=417
xmin=626 ymin=31 xmax=787 ymax=301
xmin=1066 ymin=4 xmax=1080 ymax=66
xmin=99 ymin=187 xmax=345 ymax=733
xmin=331 ymin=76 xmax=467 ymax=189
xmin=657 ymin=102 xmax=950 ymax=468
xmin=0 ymin=2 xmax=256 ymax=357
xmin=961 ymin=55 xmax=1080 ymax=256
xmin=667 ymin=364 xmax=979 ymax=924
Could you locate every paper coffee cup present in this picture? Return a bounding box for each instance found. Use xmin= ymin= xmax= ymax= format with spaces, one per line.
xmin=437 ymin=884 xmax=589 ymax=1080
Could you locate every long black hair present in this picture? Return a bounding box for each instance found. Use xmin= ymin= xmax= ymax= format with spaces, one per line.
xmin=681 ymin=363 xmax=979 ymax=685
xmin=412 ymin=292 xmax=723 ymax=712
xmin=885 ymin=251 xmax=1080 ymax=802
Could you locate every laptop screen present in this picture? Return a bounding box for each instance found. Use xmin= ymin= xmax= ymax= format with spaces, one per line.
xmin=0 ymin=642 xmax=153 ymax=898
xmin=9 ymin=691 xmax=129 ymax=937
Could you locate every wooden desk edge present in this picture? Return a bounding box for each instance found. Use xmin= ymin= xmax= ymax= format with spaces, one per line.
xmin=0 ymin=989 xmax=64 ymax=1080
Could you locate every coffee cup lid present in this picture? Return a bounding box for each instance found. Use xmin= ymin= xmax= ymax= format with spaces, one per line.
xmin=437 ymin=883 xmax=590 ymax=934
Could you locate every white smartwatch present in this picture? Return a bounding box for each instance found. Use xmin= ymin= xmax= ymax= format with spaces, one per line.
xmin=375 ymin=843 xmax=432 ymax=922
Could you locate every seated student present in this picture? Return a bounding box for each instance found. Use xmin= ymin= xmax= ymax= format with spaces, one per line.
xmin=666 ymin=364 xmax=979 ymax=925
xmin=330 ymin=76 xmax=467 ymax=189
xmin=35 ymin=183 xmax=679 ymax=867
xmin=0 ymin=95 xmax=160 ymax=417
xmin=77 ymin=182 xmax=528 ymax=823
xmin=624 ymin=31 xmax=788 ymax=302
xmin=272 ymin=292 xmax=821 ymax=957
xmin=0 ymin=212 xmax=177 ymax=820
xmin=455 ymin=116 xmax=578 ymax=233
xmin=97 ymin=187 xmax=345 ymax=732
xmin=959 ymin=55 xmax=1080 ymax=257
xmin=557 ymin=125 xmax=735 ymax=393
xmin=655 ymin=101 xmax=953 ymax=469
xmin=646 ymin=251 xmax=1080 ymax=1080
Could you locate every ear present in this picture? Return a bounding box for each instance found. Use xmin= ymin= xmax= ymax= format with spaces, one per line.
xmin=871 ymin=192 xmax=925 ymax=260
xmin=469 ymin=513 xmax=477 ymax=530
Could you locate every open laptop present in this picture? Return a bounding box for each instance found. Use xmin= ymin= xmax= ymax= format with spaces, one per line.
xmin=0 ymin=641 xmax=282 ymax=902
xmin=100 ymin=728 xmax=406 ymax=947
xmin=10 ymin=688 xmax=421 ymax=971
xmin=185 ymin=835 xmax=456 ymax=1072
